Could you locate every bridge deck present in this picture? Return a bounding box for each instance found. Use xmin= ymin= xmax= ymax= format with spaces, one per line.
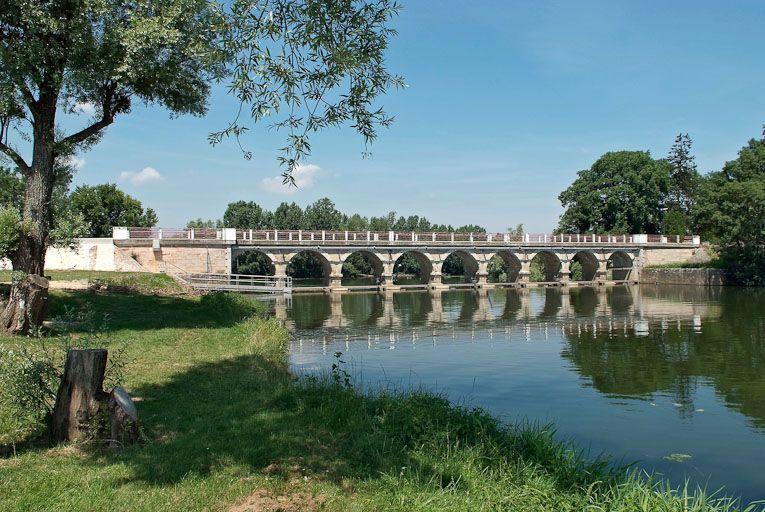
xmin=116 ymin=227 xmax=699 ymax=247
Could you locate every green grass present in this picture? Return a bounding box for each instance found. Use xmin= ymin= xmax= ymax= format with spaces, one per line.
xmin=0 ymin=288 xmax=758 ymax=511
xmin=0 ymin=270 xmax=183 ymax=294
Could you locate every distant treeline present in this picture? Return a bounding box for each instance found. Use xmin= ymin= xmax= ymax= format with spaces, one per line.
xmin=188 ymin=197 xmax=486 ymax=234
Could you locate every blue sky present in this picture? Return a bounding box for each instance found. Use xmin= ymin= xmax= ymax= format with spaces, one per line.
xmin=63 ymin=0 xmax=764 ymax=232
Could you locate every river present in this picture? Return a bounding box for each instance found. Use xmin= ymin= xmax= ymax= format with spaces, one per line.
xmin=276 ymin=284 xmax=765 ymax=504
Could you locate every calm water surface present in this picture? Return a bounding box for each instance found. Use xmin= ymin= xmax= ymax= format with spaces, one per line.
xmin=278 ymin=285 xmax=765 ymax=504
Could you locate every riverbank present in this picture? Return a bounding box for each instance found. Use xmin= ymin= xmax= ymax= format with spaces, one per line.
xmin=0 ymin=283 xmax=757 ymax=510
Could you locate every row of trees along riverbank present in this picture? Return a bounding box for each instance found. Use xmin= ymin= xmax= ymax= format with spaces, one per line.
xmin=556 ymin=128 xmax=765 ymax=286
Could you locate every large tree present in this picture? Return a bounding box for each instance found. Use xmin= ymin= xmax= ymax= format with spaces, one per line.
xmin=0 ymin=0 xmax=401 ymax=332
xmin=666 ymin=133 xmax=699 ymax=215
xmin=223 ymin=201 xmax=268 ymax=229
xmin=557 ymin=151 xmax=670 ymax=234
xmin=693 ymin=128 xmax=765 ymax=285
xmin=272 ymin=202 xmax=305 ymax=230
xmin=304 ymin=197 xmax=344 ymax=230
xmin=69 ymin=184 xmax=157 ymax=238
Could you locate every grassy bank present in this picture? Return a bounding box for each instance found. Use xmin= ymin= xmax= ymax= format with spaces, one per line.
xmin=0 ymin=269 xmax=183 ymax=295
xmin=0 ymin=287 xmax=756 ymax=510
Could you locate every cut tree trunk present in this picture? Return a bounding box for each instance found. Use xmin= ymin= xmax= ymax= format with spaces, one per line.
xmin=0 ymin=274 xmax=49 ymax=334
xmin=52 ymin=349 xmax=109 ymax=442
xmin=51 ymin=349 xmax=141 ymax=445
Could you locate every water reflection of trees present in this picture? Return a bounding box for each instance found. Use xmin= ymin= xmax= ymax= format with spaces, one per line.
xmin=605 ymin=286 xmax=633 ymax=314
xmin=442 ymin=290 xmax=479 ymax=324
xmin=340 ymin=293 xmax=385 ymax=327
xmin=392 ymin=292 xmax=432 ymax=326
xmin=568 ymin=287 xmax=598 ymax=317
xmin=288 ymin=294 xmax=332 ymax=330
xmin=561 ymin=287 xmax=765 ymax=427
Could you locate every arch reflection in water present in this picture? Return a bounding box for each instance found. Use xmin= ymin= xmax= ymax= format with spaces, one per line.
xmin=280 ymin=285 xmax=719 ymax=344
xmin=285 ymin=285 xmax=765 ymax=504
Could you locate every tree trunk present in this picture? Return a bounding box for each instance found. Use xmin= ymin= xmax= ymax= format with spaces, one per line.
xmin=52 ymin=349 xmax=110 ymax=442
xmin=51 ymin=349 xmax=141 ymax=445
xmin=0 ymin=274 xmax=49 ymax=333
xmin=1 ymin=95 xmax=57 ymax=334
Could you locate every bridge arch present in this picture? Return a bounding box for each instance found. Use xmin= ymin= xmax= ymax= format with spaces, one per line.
xmin=232 ymin=249 xmax=275 ymax=276
xmin=529 ymin=250 xmax=562 ymax=282
xmin=488 ymin=251 xmax=522 ymax=283
xmin=341 ymin=250 xmax=384 ymax=286
xmin=393 ymin=250 xmax=432 ymax=285
xmin=286 ymin=250 xmax=332 ymax=286
xmin=570 ymin=250 xmax=599 ymax=281
xmin=442 ymin=250 xmax=479 ymax=283
xmin=607 ymin=251 xmax=634 ymax=281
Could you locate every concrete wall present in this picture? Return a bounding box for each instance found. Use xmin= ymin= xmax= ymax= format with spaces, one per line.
xmin=640 ymin=268 xmax=730 ymax=286
xmin=1 ymin=238 xmax=116 ymax=272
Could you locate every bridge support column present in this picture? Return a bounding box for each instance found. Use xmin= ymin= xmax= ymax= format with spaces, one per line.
xmin=559 ymin=261 xmax=571 ymax=286
xmin=429 ymin=273 xmax=445 ymax=289
xmin=475 ymin=272 xmax=488 ymax=287
xmin=518 ymin=260 xmax=531 ymax=286
xmin=273 ymin=261 xmax=289 ymax=289
xmin=328 ymin=262 xmax=344 ymax=291
xmin=328 ymin=275 xmax=344 ymax=291
xmin=595 ymin=259 xmax=608 ymax=284
xmin=380 ymin=273 xmax=394 ymax=288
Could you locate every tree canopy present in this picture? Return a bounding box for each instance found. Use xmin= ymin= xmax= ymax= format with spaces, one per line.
xmin=69 ymin=184 xmax=157 ymax=238
xmin=692 ymin=129 xmax=765 ymax=285
xmin=192 ymin=199 xmax=487 ymax=234
xmin=557 ymin=151 xmax=670 ymax=234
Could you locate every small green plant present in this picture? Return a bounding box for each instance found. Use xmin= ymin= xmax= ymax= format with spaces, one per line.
xmin=331 ymin=351 xmax=352 ymax=389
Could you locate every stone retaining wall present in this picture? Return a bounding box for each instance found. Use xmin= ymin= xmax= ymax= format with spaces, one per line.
xmin=640 ymin=268 xmax=730 ymax=286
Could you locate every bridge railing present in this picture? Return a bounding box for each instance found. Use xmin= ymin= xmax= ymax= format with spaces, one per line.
xmin=182 ymin=273 xmax=292 ymax=292
xmin=114 ymin=228 xmax=700 ymax=246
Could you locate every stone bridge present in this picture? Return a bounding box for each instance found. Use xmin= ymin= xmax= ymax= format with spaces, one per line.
xmin=113 ymin=228 xmax=704 ymax=292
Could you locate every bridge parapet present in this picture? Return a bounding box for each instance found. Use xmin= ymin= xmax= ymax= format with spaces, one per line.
xmin=114 ymin=227 xmax=700 ymax=247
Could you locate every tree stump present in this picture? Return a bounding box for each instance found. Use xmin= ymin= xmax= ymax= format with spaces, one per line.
xmin=51 ymin=349 xmax=140 ymax=445
xmin=52 ymin=349 xmax=110 ymax=442
xmin=0 ymin=273 xmax=49 ymax=334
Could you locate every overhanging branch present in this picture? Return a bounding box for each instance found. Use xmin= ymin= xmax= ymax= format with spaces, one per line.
xmin=0 ymin=140 xmax=30 ymax=174
xmin=58 ymin=114 xmax=114 ymax=150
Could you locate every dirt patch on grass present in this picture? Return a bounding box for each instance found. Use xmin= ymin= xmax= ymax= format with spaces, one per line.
xmin=230 ymin=489 xmax=326 ymax=512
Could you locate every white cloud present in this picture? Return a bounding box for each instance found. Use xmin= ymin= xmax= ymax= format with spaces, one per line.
xmin=119 ymin=166 xmax=165 ymax=185
xmin=259 ymin=163 xmax=321 ymax=194
xmin=74 ymin=101 xmax=96 ymax=115
xmin=60 ymin=155 xmax=86 ymax=170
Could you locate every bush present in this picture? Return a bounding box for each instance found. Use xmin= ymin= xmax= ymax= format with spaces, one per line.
xmin=720 ymin=245 xmax=765 ymax=286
